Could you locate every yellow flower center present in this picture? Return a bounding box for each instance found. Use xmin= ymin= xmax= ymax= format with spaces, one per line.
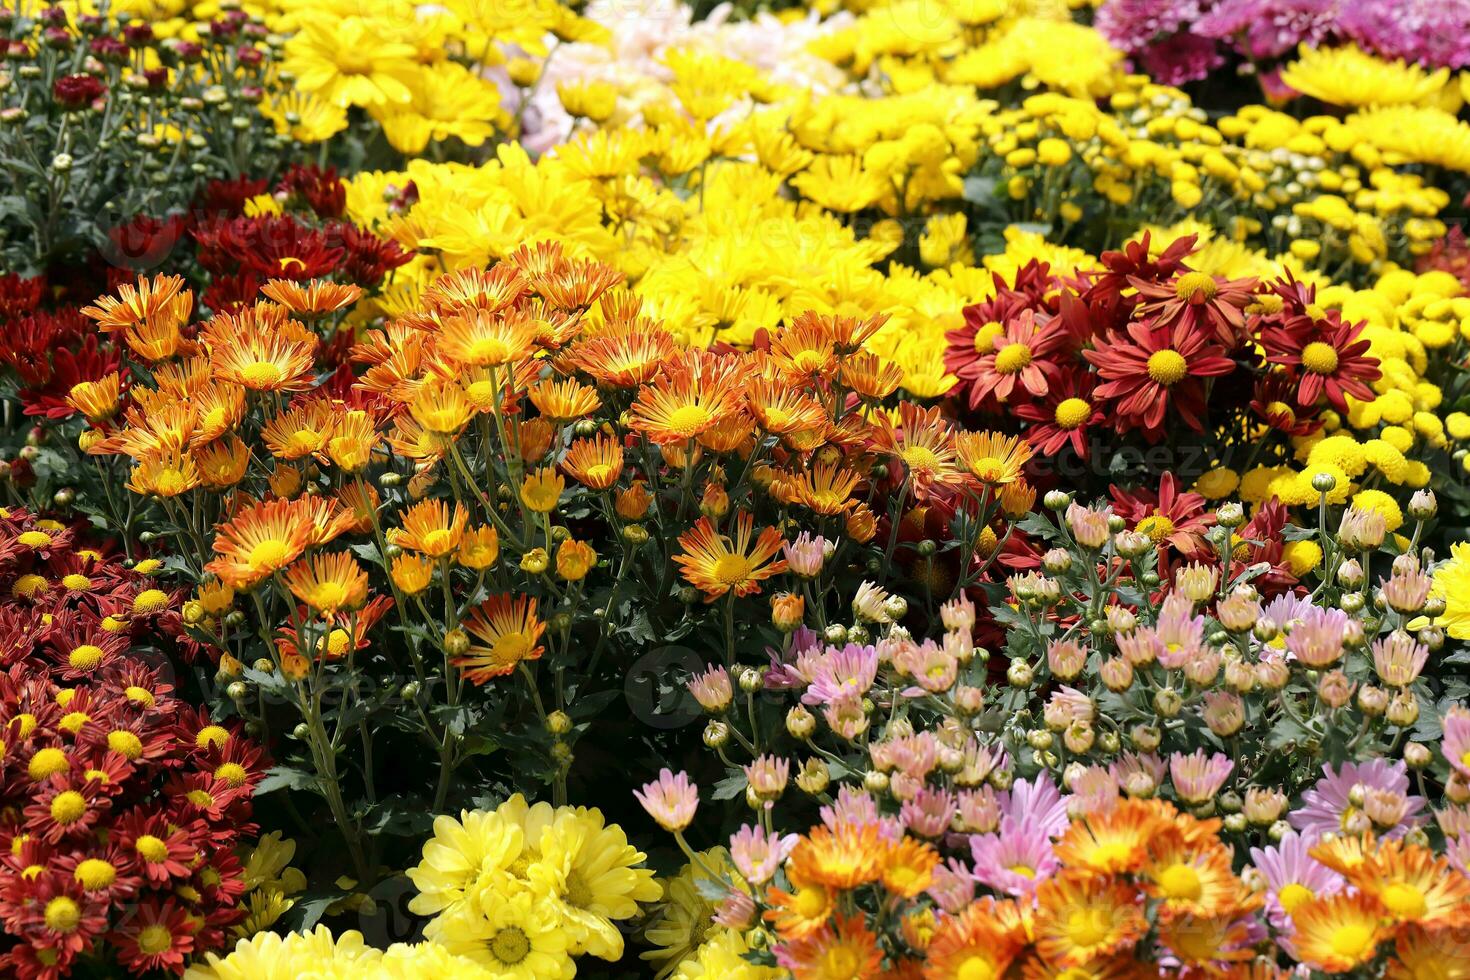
xmin=957 ymin=955 xmax=998 ymax=980
xmin=821 ymin=947 xmax=862 ymax=977
xmin=969 ymin=458 xmax=1008 ymax=484
xmin=488 ymin=926 xmax=531 ymax=965
xmin=62 ymin=574 xmax=91 ymax=590
xmin=215 ymin=762 xmax=248 ymax=787
xmin=1065 ymin=906 xmax=1113 ymax=948
xmin=491 ymin=633 xmax=532 ymax=666
xmin=136 ymin=835 xmax=169 ymax=863
xmin=241 ymin=361 xmax=284 ymax=387
xmin=108 ymin=730 xmax=144 ymax=759
xmin=1380 ymin=882 xmax=1428 ymax=920
xmin=278 ymin=256 xmax=307 ymax=273
xmin=421 ymin=529 xmax=455 ymax=555
xmin=18 ymin=530 xmax=52 ymax=547
xmin=196 ymin=726 xmax=229 ymax=750
xmin=60 ymin=711 xmax=89 ymax=734
xmin=712 ymin=553 xmax=756 ymax=587
xmin=1136 ymin=514 xmax=1176 ymax=545
xmin=1086 ymin=842 xmax=1133 ymax=870
xmin=69 ymin=644 xmax=105 ymax=671
xmin=29 ymin=747 xmax=68 ymax=780
xmin=1157 ymin=863 xmax=1203 ymax=901
xmin=51 ymin=790 xmax=87 ymax=824
xmin=1174 ymin=272 xmax=1218 ymax=301
xmin=664 ymin=404 xmax=712 ymax=434
xmin=306 ymin=582 xmax=351 ymax=610
xmin=1301 ymin=341 xmax=1340 ymax=374
xmin=973 ymin=321 xmax=1004 ymax=353
xmin=133 ymin=589 xmax=169 ymax=615
xmin=187 ymin=789 xmax=214 ymax=807
xmin=1007 ymin=863 xmax=1036 ymax=879
xmin=564 ymin=870 xmax=595 ymax=910
xmin=1266 ymin=400 xmax=1295 ymax=423
xmin=138 ymin=924 xmax=173 ymax=955
xmin=1329 ymin=922 xmax=1376 ymax=961
xmin=900 ymin=445 xmax=942 ymax=471
xmin=1146 ymin=349 xmax=1189 ymax=386
xmin=1054 ymin=397 xmax=1092 ymax=429
xmin=44 ymin=896 xmax=80 ymax=934
xmin=125 ymin=686 xmax=155 ymax=707
xmin=75 ymin=858 xmax=116 ymax=890
xmin=792 ymin=886 xmax=828 ymax=918
xmin=993 ymin=342 xmax=1033 ymax=374
xmin=248 ymin=538 xmax=291 ymax=571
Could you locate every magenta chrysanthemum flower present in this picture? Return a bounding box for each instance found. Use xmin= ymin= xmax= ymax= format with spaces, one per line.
xmin=1248 ymin=831 xmax=1344 ymax=932
xmin=1283 ymin=606 xmax=1349 ymax=667
xmin=997 ymin=775 xmax=1071 ymax=839
xmin=969 ymin=818 xmax=1060 ymax=896
xmin=801 ymin=643 xmax=879 ymax=706
xmin=1443 ymin=706 xmax=1470 ymax=777
xmin=1288 ymin=759 xmax=1427 ymax=840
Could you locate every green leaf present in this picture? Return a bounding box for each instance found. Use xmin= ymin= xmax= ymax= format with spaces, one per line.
xmin=255 ymin=765 xmax=320 ymax=796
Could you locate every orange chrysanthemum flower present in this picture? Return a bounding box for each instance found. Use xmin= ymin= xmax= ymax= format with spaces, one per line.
xmin=205 ymin=498 xmax=318 ymax=590
xmin=260 ymin=278 xmax=362 ymax=315
xmin=208 ymin=322 xmax=316 ymax=392
xmin=1033 ymin=872 xmax=1147 ymax=968
xmin=81 ymin=274 xmax=191 ymax=334
xmin=776 ymin=914 xmax=883 ymax=980
xmin=564 ymin=324 xmax=679 ymax=388
xmin=746 ymin=378 xmax=828 ymax=440
xmin=627 ymin=354 xmax=747 ymax=446
xmin=423 ymin=264 xmax=528 ymax=315
xmin=126 ymin=452 xmax=200 ymax=498
xmin=1140 ymin=836 xmax=1257 ymax=922
xmin=924 ymin=899 xmax=1027 ymax=980
xmin=768 ymin=316 xmax=837 ymax=381
xmin=562 ymin=436 xmax=624 ymax=490
xmin=282 ymin=551 xmax=369 ymax=615
xmin=66 ymin=373 xmax=124 ymax=424
xmin=1289 ymin=891 xmax=1390 ymax=973
xmin=456 ymin=594 xmax=546 ymax=683
xmin=881 ymin=837 xmax=941 ymax=898
xmin=839 ymin=351 xmax=904 ymax=400
xmin=775 ymin=461 xmax=862 ymax=517
xmin=1052 ymin=800 xmax=1165 ymax=876
xmin=786 ymin=822 xmax=884 ymax=890
xmin=438 ymin=308 xmax=540 ymax=368
xmin=673 ymin=512 xmax=786 ymax=601
xmin=871 ymin=402 xmax=965 ymax=499
xmin=1156 ymin=914 xmax=1256 ymax=971
xmin=409 ymin=380 xmax=474 ymax=436
xmin=392 ymin=499 xmax=469 ymax=558
xmin=765 ymin=873 xmax=835 ymax=941
xmin=191 ymin=383 xmax=247 ymax=444
xmin=261 ymin=401 xmax=335 ymax=460
xmin=194 ymin=436 xmax=250 ymax=488
xmin=955 ymin=430 xmax=1033 ymax=486
xmin=1343 ymin=838 xmax=1470 ymax=930
xmin=457 ymin=526 xmax=500 ymax=570
xmin=528 ymin=378 xmax=601 ymax=421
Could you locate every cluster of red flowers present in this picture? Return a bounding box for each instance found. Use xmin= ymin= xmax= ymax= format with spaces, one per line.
xmin=0 ymin=509 xmax=265 ymax=979
xmin=944 ymin=234 xmax=1381 ymax=453
xmin=0 ymin=167 xmax=409 ymax=425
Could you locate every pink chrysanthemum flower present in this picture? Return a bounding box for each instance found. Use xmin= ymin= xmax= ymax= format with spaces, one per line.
xmin=633 ymin=768 xmax=698 ymax=832
xmin=1169 ymin=749 xmax=1234 ymax=804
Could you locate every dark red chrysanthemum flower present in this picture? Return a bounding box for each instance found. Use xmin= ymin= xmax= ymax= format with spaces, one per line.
xmin=275 ymin=163 xmax=347 ymax=218
xmin=52 ymin=73 xmax=106 ymax=108
xmin=0 ymin=273 xmax=46 ymax=322
xmin=332 ymin=222 xmax=412 ymax=286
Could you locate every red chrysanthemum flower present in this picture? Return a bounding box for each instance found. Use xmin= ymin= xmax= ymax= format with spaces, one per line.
xmin=1082 ymin=231 xmax=1199 ymax=327
xmin=1013 ymin=365 xmax=1104 ymax=459
xmin=1084 ymin=319 xmax=1236 ymax=435
xmin=1260 ymin=314 xmax=1381 ymax=412
xmin=950 ymin=308 xmax=1069 ymax=410
xmin=1132 ymin=266 xmax=1258 ymax=348
xmin=114 ymin=897 xmax=197 ymax=974
xmin=1110 ymin=471 xmax=1216 ymax=560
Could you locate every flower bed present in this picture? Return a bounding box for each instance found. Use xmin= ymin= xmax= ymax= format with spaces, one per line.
xmin=4 ymin=0 xmax=1470 ymax=976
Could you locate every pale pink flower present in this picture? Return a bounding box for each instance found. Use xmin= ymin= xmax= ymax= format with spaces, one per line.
xmin=729 ymin=824 xmax=798 ymax=885
xmin=688 ymin=664 xmax=732 ymax=712
xmin=634 ymin=768 xmax=698 ymax=832
xmin=782 ymin=531 xmax=827 ymax=577
xmin=1168 ymin=749 xmax=1233 ymax=804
